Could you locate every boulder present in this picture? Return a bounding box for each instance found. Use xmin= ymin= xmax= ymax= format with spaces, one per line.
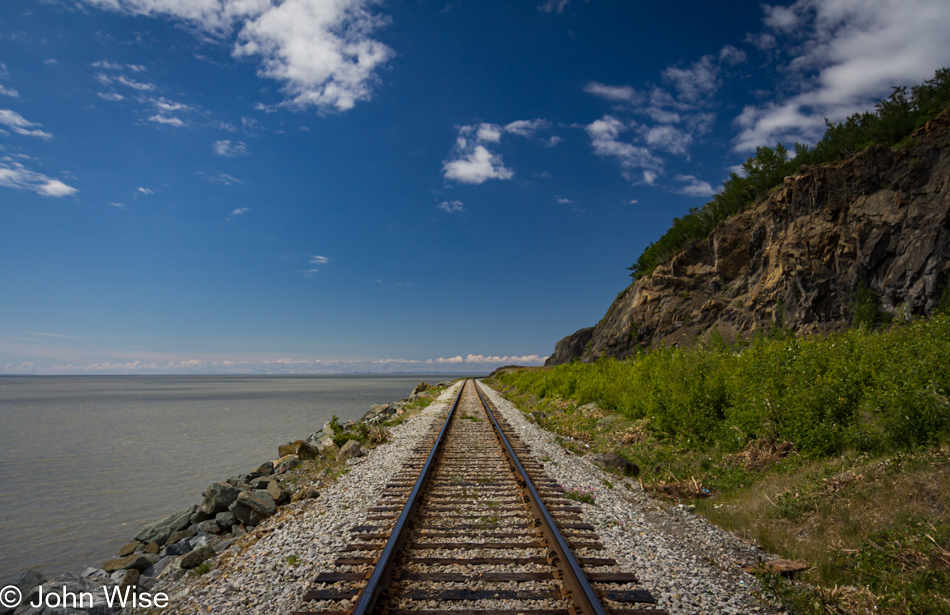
xmin=164 ymin=538 xmax=194 ymax=557
xmin=191 ymin=532 xmax=213 ymax=550
xmin=80 ymin=567 xmax=109 ymax=581
xmin=231 ymin=524 xmax=247 ymax=538
xmin=102 ymin=553 xmax=159 ymax=573
xmin=134 ymin=505 xmax=197 ymax=545
xmin=249 ymin=476 xmax=272 ymax=490
xmin=273 ymin=454 xmax=300 ymax=474
xmin=15 ymin=570 xmax=45 ymax=597
xmin=142 ymin=557 xmax=170 ymax=578
xmin=197 ymin=519 xmax=222 ymax=534
xmin=317 ymin=438 xmax=339 ymax=456
xmin=291 ymin=487 xmax=320 ymax=503
xmin=229 ymin=489 xmax=277 ymax=527
xmin=179 ymin=545 xmax=215 ymax=570
xmin=158 ymin=557 xmax=185 ymax=582
xmin=278 ymin=440 xmax=319 ymax=460
xmin=411 ymin=382 xmax=430 ymax=396
xmin=266 ymin=480 xmax=290 ymax=505
xmin=226 ymin=474 xmax=250 ymax=486
xmin=111 ymin=568 xmax=140 ymax=588
xmin=255 ymin=461 xmax=275 ymax=476
xmin=117 ymin=540 xmax=142 ymax=557
xmin=190 ymin=509 xmax=212 ymax=525
xmin=590 ymin=452 xmax=640 ymax=476
xmin=215 ymin=511 xmax=238 ymax=531
xmin=164 ymin=528 xmax=197 ymax=547
xmin=200 ymin=482 xmax=242 ymax=516
xmin=142 ymin=541 xmax=160 ymax=554
xmin=339 ymin=439 xmax=364 ymax=460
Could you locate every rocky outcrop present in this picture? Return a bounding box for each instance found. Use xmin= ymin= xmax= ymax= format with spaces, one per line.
xmin=547 ymin=327 xmax=595 ymax=366
xmin=548 ymin=110 xmax=950 ymax=364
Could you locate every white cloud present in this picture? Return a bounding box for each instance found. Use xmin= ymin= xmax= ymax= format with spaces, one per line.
xmin=640 ymin=124 xmax=692 ymax=155
xmin=84 ymin=0 xmax=394 ymax=112
xmin=585 ymin=115 xmax=662 ymax=182
xmin=97 ymin=73 xmax=156 ymax=91
xmin=111 ymin=202 xmax=125 ymax=207
xmin=97 ymin=92 xmax=124 ymax=101
xmin=628 ymin=199 xmax=639 ymax=204
xmin=662 ymin=55 xmax=720 ymax=103
xmin=556 ymin=197 xmax=572 ymax=204
xmin=719 ymin=44 xmax=747 ymax=66
xmin=538 ymin=0 xmax=568 ymax=13
xmin=0 ymin=84 xmax=19 ymax=98
xmin=504 ymin=118 xmax=550 ymax=137
xmin=151 ymin=97 xmax=192 ymax=112
xmin=734 ymin=0 xmax=950 ymax=151
xmin=310 ymin=254 xmax=329 ymax=264
xmin=675 ymin=174 xmax=716 ymax=197
xmin=442 ymin=118 xmax=553 ymax=184
xmin=583 ymin=81 xmax=641 ymax=104
xmin=438 ymin=200 xmax=464 ymax=213
xmin=148 ymin=114 xmax=185 ymax=127
xmin=0 ymin=160 xmax=78 ymax=197
xmin=443 ymin=145 xmax=513 ymax=184
xmin=213 ymin=139 xmax=249 ymax=156
xmin=0 ymin=109 xmax=53 ymax=139
xmin=228 ymin=207 xmax=250 ymax=217
xmin=92 ymin=60 xmax=123 ymax=70
xmin=209 ymin=172 xmax=241 ymax=184
xmin=475 ymin=123 xmax=503 ymax=142
xmin=137 ymin=186 xmax=154 ymax=195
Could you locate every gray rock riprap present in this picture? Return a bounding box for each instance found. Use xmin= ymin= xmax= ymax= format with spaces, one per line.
xmin=134 ymin=505 xmax=197 ymax=545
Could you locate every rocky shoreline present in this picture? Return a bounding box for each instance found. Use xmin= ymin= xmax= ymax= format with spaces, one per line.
xmin=1 ymin=381 xmax=451 ymax=615
xmin=3 ymin=380 xmax=789 ymax=615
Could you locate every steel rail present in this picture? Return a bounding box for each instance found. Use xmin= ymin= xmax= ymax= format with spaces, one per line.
xmin=350 ymin=379 xmax=466 ymax=615
xmin=473 ymin=379 xmax=609 ymax=615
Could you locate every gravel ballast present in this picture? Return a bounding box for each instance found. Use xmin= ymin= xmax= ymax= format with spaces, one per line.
xmin=131 ymin=380 xmax=786 ymax=615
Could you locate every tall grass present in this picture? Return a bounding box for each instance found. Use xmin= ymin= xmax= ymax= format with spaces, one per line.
xmin=493 ymin=314 xmax=950 ymax=456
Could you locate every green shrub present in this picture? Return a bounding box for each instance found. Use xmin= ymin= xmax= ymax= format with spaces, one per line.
xmin=490 ymin=313 xmax=950 ymax=457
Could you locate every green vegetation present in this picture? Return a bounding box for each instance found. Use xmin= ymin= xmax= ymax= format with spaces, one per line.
xmin=493 ymin=314 xmax=950 ymax=455
xmin=629 ymin=68 xmax=950 ymax=279
xmin=563 ymin=486 xmax=597 ymax=505
xmin=852 ymin=281 xmax=893 ymax=328
xmin=327 ymin=414 xmax=389 ymax=448
xmin=487 ymin=315 xmax=950 ymax=613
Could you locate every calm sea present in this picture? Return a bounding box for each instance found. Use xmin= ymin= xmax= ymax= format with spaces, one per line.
xmin=0 ymin=374 xmax=467 ymax=585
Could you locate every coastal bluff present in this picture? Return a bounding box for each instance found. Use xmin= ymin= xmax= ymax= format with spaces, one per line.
xmin=548 ymin=110 xmax=950 ymax=365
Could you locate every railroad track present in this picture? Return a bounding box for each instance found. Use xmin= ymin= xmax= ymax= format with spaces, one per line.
xmin=295 ymin=379 xmax=667 ymax=615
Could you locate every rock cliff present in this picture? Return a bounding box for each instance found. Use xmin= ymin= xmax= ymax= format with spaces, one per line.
xmin=547 ymin=110 xmax=950 ymax=365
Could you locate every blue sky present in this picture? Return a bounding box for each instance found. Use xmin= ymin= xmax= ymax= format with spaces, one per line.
xmin=2 ymin=0 xmax=949 ymax=374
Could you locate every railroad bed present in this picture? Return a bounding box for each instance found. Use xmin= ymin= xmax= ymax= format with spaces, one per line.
xmin=295 ymin=379 xmax=667 ymax=615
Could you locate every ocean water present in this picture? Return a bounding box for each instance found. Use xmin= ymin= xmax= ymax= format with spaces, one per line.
xmin=0 ymin=374 xmax=464 ymax=585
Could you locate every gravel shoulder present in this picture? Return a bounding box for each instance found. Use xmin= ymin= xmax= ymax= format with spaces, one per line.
xmin=479 ymin=381 xmax=786 ymax=615
xmin=134 ymin=379 xmax=786 ymax=615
